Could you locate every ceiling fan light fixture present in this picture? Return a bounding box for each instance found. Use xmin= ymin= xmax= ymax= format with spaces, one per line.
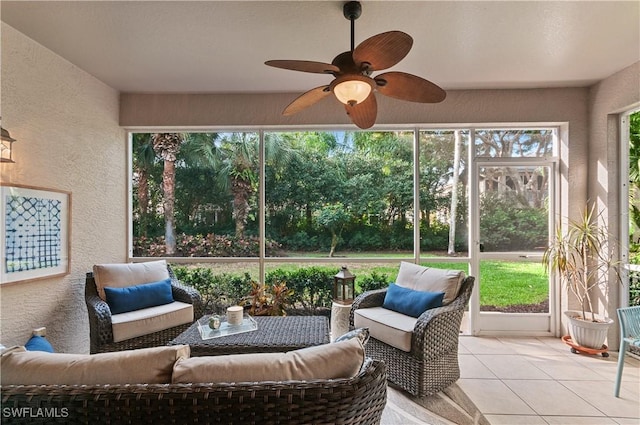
xmin=331 ymin=75 xmax=373 ymax=106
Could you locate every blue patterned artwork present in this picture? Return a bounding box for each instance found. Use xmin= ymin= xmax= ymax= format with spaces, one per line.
xmin=1 ymin=185 xmax=70 ymax=284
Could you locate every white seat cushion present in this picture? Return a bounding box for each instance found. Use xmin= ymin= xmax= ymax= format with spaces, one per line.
xmin=396 ymin=261 xmax=465 ymax=305
xmin=354 ymin=306 xmax=417 ymax=352
xmin=111 ymin=301 xmax=193 ymax=342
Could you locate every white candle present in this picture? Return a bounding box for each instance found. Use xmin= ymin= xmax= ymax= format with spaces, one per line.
xmin=227 ymin=306 xmax=244 ymax=325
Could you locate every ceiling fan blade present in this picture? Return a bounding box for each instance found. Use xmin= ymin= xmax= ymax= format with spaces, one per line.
xmin=283 ymin=86 xmax=332 ymax=116
xmin=375 ymin=72 xmax=446 ymax=103
xmin=345 ymin=93 xmax=377 ymax=129
xmin=353 ymin=31 xmax=413 ymax=71
xmin=265 ymin=60 xmax=339 ymax=74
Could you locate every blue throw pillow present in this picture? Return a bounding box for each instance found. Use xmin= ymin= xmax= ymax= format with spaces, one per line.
xmin=382 ymin=283 xmax=444 ymax=318
xmin=25 ymin=335 xmax=55 ymax=353
xmin=104 ymin=278 xmax=174 ymax=314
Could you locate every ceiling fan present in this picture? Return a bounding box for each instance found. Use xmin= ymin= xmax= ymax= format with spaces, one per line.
xmin=265 ymin=1 xmax=446 ymax=129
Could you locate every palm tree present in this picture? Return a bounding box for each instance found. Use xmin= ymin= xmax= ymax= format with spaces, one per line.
xmin=213 ymin=132 xmax=297 ymax=238
xmin=152 ymin=133 xmax=184 ymax=255
xmin=132 ymin=134 xmax=157 ymax=237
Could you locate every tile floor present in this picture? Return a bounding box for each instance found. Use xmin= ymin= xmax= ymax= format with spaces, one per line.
xmin=457 ymin=336 xmax=640 ymax=425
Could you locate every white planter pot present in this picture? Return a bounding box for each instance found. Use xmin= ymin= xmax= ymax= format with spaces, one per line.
xmin=564 ymin=310 xmax=614 ymax=349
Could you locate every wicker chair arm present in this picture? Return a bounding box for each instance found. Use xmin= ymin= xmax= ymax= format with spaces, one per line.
xmin=349 ymin=289 xmax=387 ymax=328
xmin=412 ymin=306 xmax=465 ymax=359
xmin=410 ymin=277 xmax=474 ymax=359
xmin=170 ymin=281 xmax=204 ymax=317
xmin=84 ymin=285 xmax=114 ymax=352
xmin=168 ymin=266 xmax=204 ymax=318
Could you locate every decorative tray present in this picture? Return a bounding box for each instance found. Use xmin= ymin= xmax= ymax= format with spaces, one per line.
xmin=197 ymin=313 xmax=258 ymax=340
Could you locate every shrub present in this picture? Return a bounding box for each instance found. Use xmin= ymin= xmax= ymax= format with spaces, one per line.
xmin=266 ymin=267 xmax=334 ymax=314
xmin=480 ymin=192 xmax=547 ymax=251
xmin=172 ymin=265 xmax=253 ymax=314
xmin=357 ymin=271 xmax=390 ymax=293
xmin=134 ymin=233 xmax=282 ymax=257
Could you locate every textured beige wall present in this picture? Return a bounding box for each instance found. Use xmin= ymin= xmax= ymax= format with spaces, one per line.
xmin=6 ymin=20 xmax=632 ymax=351
xmin=588 ymin=61 xmax=640 ymax=346
xmin=0 ymin=23 xmax=126 ymax=353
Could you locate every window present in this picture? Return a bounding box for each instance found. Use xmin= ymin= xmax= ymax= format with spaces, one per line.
xmin=129 ymin=124 xmax=557 ymax=316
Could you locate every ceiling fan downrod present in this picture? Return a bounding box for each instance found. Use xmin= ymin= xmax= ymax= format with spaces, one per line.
xmin=343 ymin=1 xmax=362 ymax=52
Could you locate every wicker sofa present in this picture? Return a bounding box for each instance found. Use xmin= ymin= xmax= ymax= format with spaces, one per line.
xmin=1 ymin=341 xmax=387 ymax=425
xmin=85 ymin=261 xmax=203 ymax=354
xmin=350 ymin=263 xmax=474 ymax=396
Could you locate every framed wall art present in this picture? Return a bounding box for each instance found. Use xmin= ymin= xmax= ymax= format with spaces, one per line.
xmin=1 ymin=184 xmax=71 ymax=284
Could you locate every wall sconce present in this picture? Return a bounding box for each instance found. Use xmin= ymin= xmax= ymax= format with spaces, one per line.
xmin=1 ymin=127 xmax=17 ymax=163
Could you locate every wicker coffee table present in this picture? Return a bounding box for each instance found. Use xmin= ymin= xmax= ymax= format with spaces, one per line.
xmin=168 ymin=315 xmax=330 ymax=356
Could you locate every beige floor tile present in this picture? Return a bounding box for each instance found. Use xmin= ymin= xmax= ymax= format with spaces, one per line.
xmin=457 ymin=378 xmax=536 ymax=415
xmin=459 ymin=354 xmax=497 ymax=379
xmin=475 ymin=354 xmax=552 ymax=380
xmin=612 ymin=417 xmax=640 ymax=424
xmin=537 ymin=336 xmax=577 ymax=353
xmin=584 ymin=356 xmax=640 ymax=382
xmin=559 ymin=380 xmax=640 ymax=419
xmin=542 ymin=416 xmax=618 ymax=424
xmin=498 ymin=337 xmax=567 ymax=357
xmin=503 ymin=379 xmax=605 ymax=416
xmin=459 ymin=336 xmax=517 ymax=355
xmin=458 ymin=342 xmax=471 ymax=354
xmin=525 ymin=355 xmax=610 ymax=380
xmin=484 ymin=414 xmax=548 ymax=424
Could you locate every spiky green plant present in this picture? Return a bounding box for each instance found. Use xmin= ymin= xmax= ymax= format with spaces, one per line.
xmin=542 ymin=203 xmax=622 ymax=321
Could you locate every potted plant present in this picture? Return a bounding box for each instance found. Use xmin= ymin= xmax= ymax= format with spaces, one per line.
xmin=542 ymin=203 xmax=622 ymax=349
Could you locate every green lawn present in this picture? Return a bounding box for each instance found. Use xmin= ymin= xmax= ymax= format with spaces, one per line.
xmin=183 ymin=257 xmax=548 ymax=308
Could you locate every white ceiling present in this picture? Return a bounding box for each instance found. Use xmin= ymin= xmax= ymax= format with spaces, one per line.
xmin=1 ymin=1 xmax=639 ymax=94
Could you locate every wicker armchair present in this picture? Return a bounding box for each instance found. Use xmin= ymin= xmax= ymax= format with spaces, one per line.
xmin=349 ymin=276 xmax=474 ymax=396
xmin=85 ymin=265 xmax=203 ymax=354
xmin=1 ymin=358 xmax=387 ymax=425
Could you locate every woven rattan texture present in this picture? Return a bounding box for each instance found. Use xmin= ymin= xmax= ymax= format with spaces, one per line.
xmin=169 ymin=315 xmax=330 ymax=356
xmin=350 ymin=276 xmax=474 ymax=396
xmin=0 ymin=358 xmax=386 ymax=425
xmin=85 ymin=265 xmax=203 ymax=354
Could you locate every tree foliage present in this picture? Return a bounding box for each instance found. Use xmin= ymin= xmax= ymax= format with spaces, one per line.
xmin=133 ymin=129 xmax=551 ymax=256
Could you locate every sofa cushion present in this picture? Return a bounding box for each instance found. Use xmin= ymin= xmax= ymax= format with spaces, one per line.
xmin=396 ymin=261 xmax=465 ymax=305
xmin=354 ymin=306 xmax=417 ymax=352
xmin=104 ymin=278 xmax=174 ymax=314
xmin=382 ymin=283 xmax=444 ymax=317
xmin=1 ymin=345 xmax=190 ymax=386
xmin=93 ymin=260 xmax=169 ymax=301
xmin=111 ymin=301 xmax=193 ymax=343
xmin=172 ymin=338 xmax=365 ymax=384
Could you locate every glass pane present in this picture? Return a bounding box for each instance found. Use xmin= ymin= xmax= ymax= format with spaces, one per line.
xmin=419 ymin=130 xmax=470 ymax=256
xmin=264 ymin=261 xmax=399 ymax=311
xmin=479 ymin=260 xmax=549 ymax=313
xmin=479 ymin=166 xmax=550 ymax=252
xmin=264 ymin=131 xmax=414 ymax=258
xmin=169 ymin=262 xmax=258 ymax=315
xmin=475 ymin=129 xmax=554 ymax=158
xmin=132 ymin=132 xmax=259 ymax=257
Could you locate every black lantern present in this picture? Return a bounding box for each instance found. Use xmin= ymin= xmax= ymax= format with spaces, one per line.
xmin=333 ymin=266 xmax=355 ymax=305
xmin=0 ymin=127 xmax=16 ymax=163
